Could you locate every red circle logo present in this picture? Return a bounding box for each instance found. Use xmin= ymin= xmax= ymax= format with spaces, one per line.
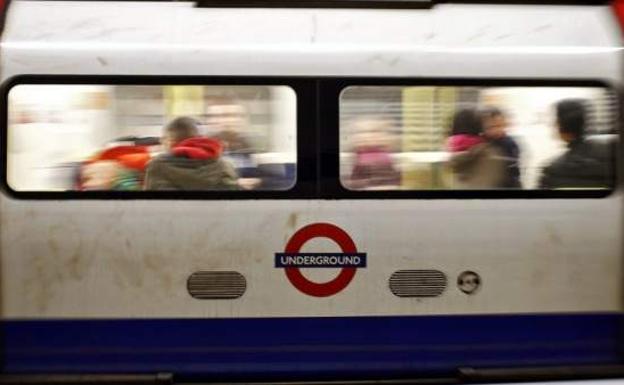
xmin=282 ymin=223 xmax=360 ymax=297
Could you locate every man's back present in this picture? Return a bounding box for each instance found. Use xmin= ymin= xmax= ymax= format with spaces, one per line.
xmin=145 ymin=137 xmax=239 ymax=191
xmin=539 ymin=140 xmax=613 ymax=189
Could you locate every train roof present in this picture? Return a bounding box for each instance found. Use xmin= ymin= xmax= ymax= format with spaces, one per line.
xmin=0 ymin=1 xmax=621 ymax=80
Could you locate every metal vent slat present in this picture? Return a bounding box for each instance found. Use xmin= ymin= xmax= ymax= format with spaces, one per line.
xmin=187 ymin=271 xmax=246 ymax=300
xmin=389 ymin=270 xmax=447 ymax=298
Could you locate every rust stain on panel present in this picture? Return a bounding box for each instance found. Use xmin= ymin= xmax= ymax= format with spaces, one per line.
xmin=287 ymin=212 xmax=298 ymax=229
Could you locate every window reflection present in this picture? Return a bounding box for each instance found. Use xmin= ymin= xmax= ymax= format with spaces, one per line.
xmin=7 ymin=85 xmax=297 ymax=192
xmin=340 ymin=86 xmax=616 ymax=191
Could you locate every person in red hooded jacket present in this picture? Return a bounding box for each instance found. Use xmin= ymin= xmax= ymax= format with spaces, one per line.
xmin=144 ymin=116 xmax=239 ymax=190
xmin=446 ymin=109 xmax=505 ymax=189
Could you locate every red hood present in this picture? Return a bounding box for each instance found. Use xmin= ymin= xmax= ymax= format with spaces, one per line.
xmin=172 ymin=137 xmax=223 ymax=160
xmin=446 ymin=134 xmax=484 ymax=152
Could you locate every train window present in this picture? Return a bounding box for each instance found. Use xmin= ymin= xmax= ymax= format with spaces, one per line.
xmin=339 ymin=86 xmax=617 ymax=192
xmin=7 ymin=84 xmax=297 ymax=192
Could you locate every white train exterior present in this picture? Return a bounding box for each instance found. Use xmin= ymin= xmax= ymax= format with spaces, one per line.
xmin=0 ymin=0 xmax=622 ymax=381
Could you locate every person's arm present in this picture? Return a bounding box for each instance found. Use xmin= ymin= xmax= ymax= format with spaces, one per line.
xmin=218 ymin=159 xmax=242 ymax=190
xmin=507 ymin=136 xmax=521 ymax=160
xmin=538 ymin=166 xmax=553 ymax=189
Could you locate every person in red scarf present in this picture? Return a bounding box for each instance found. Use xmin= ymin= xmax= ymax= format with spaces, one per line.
xmin=446 ymin=109 xmax=505 ymax=189
xmin=144 ymin=117 xmax=238 ymax=190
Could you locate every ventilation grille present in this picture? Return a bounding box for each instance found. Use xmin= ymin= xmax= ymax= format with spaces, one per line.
xmin=187 ymin=271 xmax=246 ymax=300
xmin=389 ymin=270 xmax=447 ymax=298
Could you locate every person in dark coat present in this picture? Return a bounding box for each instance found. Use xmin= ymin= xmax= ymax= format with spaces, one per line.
xmin=481 ymin=107 xmax=522 ymax=189
xmin=539 ymin=99 xmax=613 ymax=189
xmin=144 ymin=116 xmax=238 ymax=190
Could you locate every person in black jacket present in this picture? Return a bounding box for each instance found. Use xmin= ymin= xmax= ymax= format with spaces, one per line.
xmin=539 ymin=99 xmax=613 ymax=189
xmin=481 ymin=107 xmax=522 ymax=189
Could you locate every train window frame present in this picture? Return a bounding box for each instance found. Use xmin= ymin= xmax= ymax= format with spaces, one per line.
xmin=1 ymin=76 xmax=618 ymax=200
xmin=0 ymin=75 xmax=318 ymax=200
xmin=319 ymin=77 xmax=620 ymax=199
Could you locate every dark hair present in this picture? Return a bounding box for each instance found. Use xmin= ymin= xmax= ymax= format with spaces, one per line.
xmin=481 ymin=106 xmax=506 ymax=120
xmin=165 ymin=116 xmax=199 ymax=144
xmin=450 ymin=108 xmax=483 ymax=136
xmin=556 ymin=99 xmax=586 ymax=139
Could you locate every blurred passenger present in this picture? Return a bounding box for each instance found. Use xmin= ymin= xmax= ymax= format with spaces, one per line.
xmin=446 ymin=109 xmax=505 ymax=189
xmin=347 ymin=117 xmax=400 ymax=190
xmin=205 ymin=97 xmax=260 ymax=190
xmin=81 ymin=161 xmax=132 ymax=190
xmin=539 ymin=99 xmax=612 ymax=189
xmin=79 ymin=145 xmax=151 ymax=190
xmin=144 ymin=116 xmax=238 ymax=190
xmin=481 ymin=107 xmax=522 ymax=188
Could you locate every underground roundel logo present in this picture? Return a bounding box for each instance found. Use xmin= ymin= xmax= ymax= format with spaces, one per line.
xmin=275 ymin=223 xmax=366 ymax=297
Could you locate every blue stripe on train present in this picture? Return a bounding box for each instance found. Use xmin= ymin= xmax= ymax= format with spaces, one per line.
xmin=1 ymin=313 xmax=622 ymax=380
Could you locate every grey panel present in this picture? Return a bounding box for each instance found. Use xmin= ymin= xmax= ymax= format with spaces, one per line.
xmin=389 ymin=270 xmax=447 ymax=298
xmin=187 ymin=271 xmax=247 ymax=300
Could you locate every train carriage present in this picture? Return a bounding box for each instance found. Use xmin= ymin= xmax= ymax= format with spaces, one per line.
xmin=0 ymin=0 xmax=623 ymax=383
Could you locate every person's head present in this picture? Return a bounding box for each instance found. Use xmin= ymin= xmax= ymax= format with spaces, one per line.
xmin=450 ymin=108 xmax=483 ymax=137
xmin=349 ymin=117 xmax=396 ymax=151
xmin=162 ymin=116 xmax=199 ymax=150
xmin=556 ymin=99 xmax=587 ymax=143
xmin=481 ymin=107 xmax=508 ymax=140
xmin=205 ymin=96 xmax=247 ymax=133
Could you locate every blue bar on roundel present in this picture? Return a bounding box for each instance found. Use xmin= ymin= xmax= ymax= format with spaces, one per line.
xmin=274 ymin=253 xmax=367 ymax=268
